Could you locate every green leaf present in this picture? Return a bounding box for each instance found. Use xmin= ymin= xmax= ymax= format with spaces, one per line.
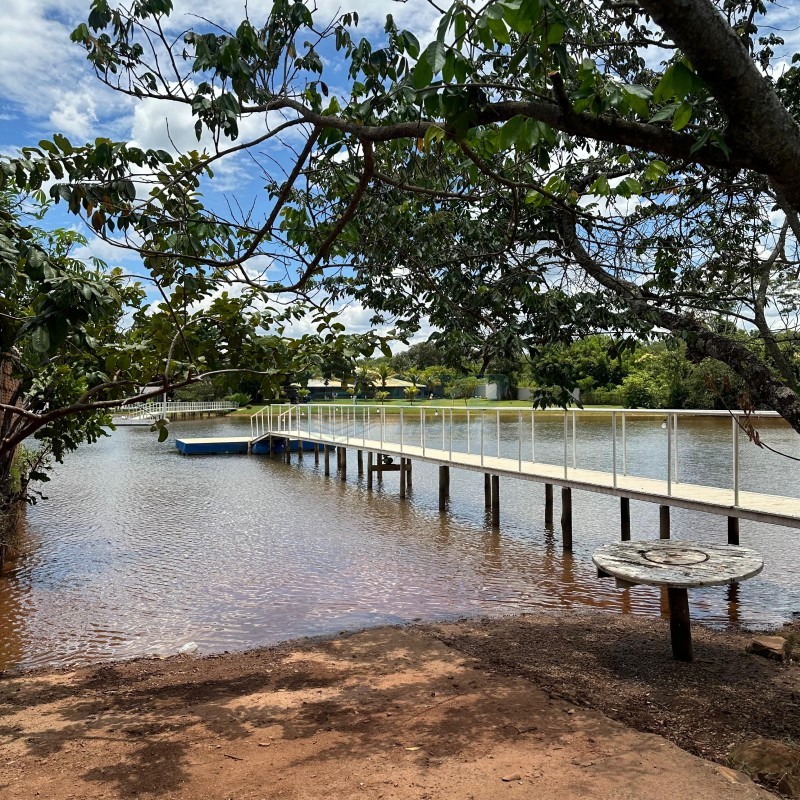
xmin=423 ymin=41 xmax=447 ymax=75
xmin=672 ymin=102 xmax=692 ymax=131
xmin=499 ymin=115 xmax=527 ymax=150
xmin=622 ymin=85 xmax=652 ymax=119
xmin=30 ymin=326 xmax=50 ymax=354
xmin=413 ymin=57 xmax=433 ymax=89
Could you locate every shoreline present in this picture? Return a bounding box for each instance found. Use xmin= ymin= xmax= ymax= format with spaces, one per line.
xmin=1 ymin=609 xmax=796 ymax=798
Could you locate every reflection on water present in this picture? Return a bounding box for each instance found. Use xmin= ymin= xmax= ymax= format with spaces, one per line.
xmin=1 ymin=413 xmax=799 ymax=671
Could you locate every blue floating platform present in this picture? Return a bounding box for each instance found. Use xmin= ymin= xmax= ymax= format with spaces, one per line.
xmin=176 ymin=437 xmax=251 ymax=455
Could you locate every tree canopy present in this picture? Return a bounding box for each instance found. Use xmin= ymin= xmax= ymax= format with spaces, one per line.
xmin=4 ymin=0 xmax=800 ymax=434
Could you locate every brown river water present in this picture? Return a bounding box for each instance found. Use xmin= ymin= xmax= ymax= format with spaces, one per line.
xmin=1 ymin=411 xmax=799 ymax=671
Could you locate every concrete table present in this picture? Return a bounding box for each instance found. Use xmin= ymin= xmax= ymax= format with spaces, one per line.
xmin=592 ymin=540 xmax=763 ymax=661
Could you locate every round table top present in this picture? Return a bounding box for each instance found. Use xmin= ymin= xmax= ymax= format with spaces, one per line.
xmin=592 ymin=540 xmax=763 ymax=589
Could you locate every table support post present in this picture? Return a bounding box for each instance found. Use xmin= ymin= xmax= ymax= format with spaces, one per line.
xmin=561 ymin=487 xmax=573 ymax=550
xmin=667 ymin=587 xmax=692 ymax=662
xmin=621 ymin=497 xmax=631 ymax=541
xmin=491 ymin=475 xmax=500 ymax=528
xmin=544 ymin=483 xmax=553 ymax=527
xmin=728 ymin=516 xmax=740 ymax=545
xmin=659 ymin=505 xmax=670 ymax=539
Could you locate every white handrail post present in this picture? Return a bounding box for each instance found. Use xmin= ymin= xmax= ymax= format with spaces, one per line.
xmin=622 ymin=413 xmax=627 ymax=475
xmin=563 ymin=411 xmax=568 ymax=478
xmin=612 ymin=411 xmax=617 ymax=488
xmin=517 ymin=410 xmax=522 ymax=472
xmin=667 ymin=413 xmax=673 ymax=496
xmin=572 ymin=409 xmax=577 ymax=469
xmin=449 ymin=408 xmax=453 ymax=460
xmin=673 ymin=413 xmax=679 ymax=483
xmin=496 ymin=408 xmax=500 ymax=458
xmin=467 ymin=409 xmax=471 ymax=454
xmin=531 ymin=409 xmax=535 ymax=463
xmin=422 ymin=408 xmax=426 ymax=455
xmin=400 ymin=408 xmax=404 ymax=453
xmin=480 ymin=409 xmax=485 ymax=467
xmin=733 ymin=415 xmax=740 ymax=506
xmin=381 ymin=407 xmax=384 ymax=449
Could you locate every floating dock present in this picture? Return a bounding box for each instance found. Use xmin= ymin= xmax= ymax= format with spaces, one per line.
xmin=175 ymin=436 xmax=316 ymax=455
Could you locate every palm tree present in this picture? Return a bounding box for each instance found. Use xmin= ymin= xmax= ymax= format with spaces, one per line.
xmin=371 ymin=363 xmax=395 ymax=391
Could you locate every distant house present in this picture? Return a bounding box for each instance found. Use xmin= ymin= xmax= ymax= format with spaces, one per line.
xmin=306 ymin=377 xmax=415 ymax=401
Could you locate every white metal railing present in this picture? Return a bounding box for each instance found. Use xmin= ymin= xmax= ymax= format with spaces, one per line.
xmin=117 ymin=400 xmax=238 ymax=418
xmin=251 ymin=403 xmax=785 ymax=508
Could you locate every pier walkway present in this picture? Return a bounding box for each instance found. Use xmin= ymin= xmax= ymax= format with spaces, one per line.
xmin=178 ymin=403 xmax=800 ymax=542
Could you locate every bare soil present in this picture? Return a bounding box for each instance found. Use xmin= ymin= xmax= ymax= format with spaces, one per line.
xmin=1 ymin=610 xmax=797 ymax=800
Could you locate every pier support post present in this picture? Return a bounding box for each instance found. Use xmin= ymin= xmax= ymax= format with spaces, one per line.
xmin=439 ymin=466 xmax=450 ymax=511
xmin=268 ymin=436 xmax=274 ymax=457
xmin=339 ymin=447 xmax=347 ymax=481
xmin=324 ymin=445 xmax=330 ymax=476
xmin=667 ymin=587 xmax=692 ymax=662
xmin=544 ymin=484 xmax=553 ymax=526
xmin=561 ymin=487 xmax=573 ymax=550
xmin=491 ymin=475 xmax=500 ymax=528
xmin=298 ymin=440 xmax=303 ymax=461
xmin=659 ymin=505 xmax=671 ymax=539
xmin=367 ymin=452 xmax=373 ymax=489
xmin=336 ymin=446 xmax=341 ymax=469
xmin=727 ymin=516 xmax=740 ymax=545
xmin=484 ymin=474 xmax=491 ymax=508
xmin=357 ymin=450 xmax=363 ymax=476
xmin=314 ymin=443 xmax=319 ymax=464
xmin=406 ymin=460 xmax=413 ymax=488
xmin=377 ymin=453 xmax=384 ymax=481
xmin=621 ymin=498 xmax=631 ymax=541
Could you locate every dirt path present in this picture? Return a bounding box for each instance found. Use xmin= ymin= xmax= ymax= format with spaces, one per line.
xmin=0 ymin=613 xmax=794 ymax=800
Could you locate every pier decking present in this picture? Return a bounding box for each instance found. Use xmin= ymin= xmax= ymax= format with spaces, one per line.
xmin=177 ymin=403 xmax=800 ymax=538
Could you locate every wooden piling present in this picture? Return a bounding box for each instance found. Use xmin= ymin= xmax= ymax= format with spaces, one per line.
xmin=561 ymin=487 xmax=573 ymax=550
xmin=621 ymin=497 xmax=631 ymax=541
xmin=400 ymin=458 xmax=408 ymax=498
xmin=439 ymin=465 xmax=450 ymax=511
xmin=367 ymin=452 xmax=373 ymax=489
xmin=339 ymin=447 xmax=347 ymax=480
xmin=324 ymin=444 xmax=330 ymax=476
xmin=357 ymin=450 xmax=363 ymax=476
xmin=727 ymin=516 xmax=740 ymax=545
xmin=667 ymin=587 xmax=692 ymax=661
xmin=544 ymin=483 xmax=553 ymax=526
xmin=377 ymin=453 xmax=384 ymax=481
xmin=491 ymin=475 xmax=500 ymax=528
xmin=297 ymin=440 xmax=303 ymax=460
xmin=484 ymin=474 xmax=491 ymax=508
xmin=406 ymin=460 xmax=412 ymax=488
xmin=659 ymin=505 xmax=670 ymax=539
xmin=314 ymin=443 xmax=319 ymax=464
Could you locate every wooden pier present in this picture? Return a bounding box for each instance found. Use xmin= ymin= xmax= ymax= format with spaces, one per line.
xmin=181 ymin=404 xmax=800 ymax=545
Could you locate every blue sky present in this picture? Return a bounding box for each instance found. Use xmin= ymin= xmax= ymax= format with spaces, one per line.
xmin=0 ymin=0 xmax=442 ymax=341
